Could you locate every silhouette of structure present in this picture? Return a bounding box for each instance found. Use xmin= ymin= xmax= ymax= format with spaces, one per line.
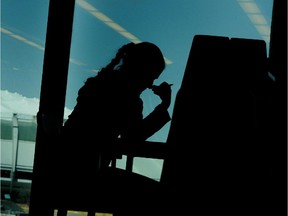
xmin=28 ymin=0 xmax=287 ymax=215
xmin=160 ymin=35 xmax=273 ymax=215
xmin=32 ymin=34 xmax=276 ymax=216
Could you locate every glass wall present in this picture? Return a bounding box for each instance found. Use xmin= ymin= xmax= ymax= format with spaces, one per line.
xmin=1 ymin=0 xmax=273 ymax=214
xmin=1 ymin=0 xmax=49 ymax=214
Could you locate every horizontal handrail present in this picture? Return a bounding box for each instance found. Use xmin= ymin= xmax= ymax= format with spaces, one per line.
xmin=113 ymin=140 xmax=167 ymax=159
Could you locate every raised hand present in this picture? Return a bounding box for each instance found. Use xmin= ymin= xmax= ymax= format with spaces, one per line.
xmin=151 ymin=82 xmax=172 ymax=109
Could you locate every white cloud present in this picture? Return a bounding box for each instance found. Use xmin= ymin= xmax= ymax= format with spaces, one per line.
xmin=1 ymin=90 xmax=72 ymax=119
xmin=12 ymin=67 xmax=20 ymax=71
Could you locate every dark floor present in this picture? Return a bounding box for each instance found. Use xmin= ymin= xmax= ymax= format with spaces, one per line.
xmin=1 ymin=179 xmax=30 ymax=215
xmin=1 ymin=179 xmax=112 ymax=216
xmin=1 ymin=199 xmax=28 ymax=215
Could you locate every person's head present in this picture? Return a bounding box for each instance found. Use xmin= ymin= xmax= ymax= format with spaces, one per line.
xmin=105 ymin=42 xmax=166 ymax=93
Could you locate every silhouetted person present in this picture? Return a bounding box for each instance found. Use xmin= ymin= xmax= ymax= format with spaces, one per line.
xmin=59 ymin=42 xmax=172 ymax=180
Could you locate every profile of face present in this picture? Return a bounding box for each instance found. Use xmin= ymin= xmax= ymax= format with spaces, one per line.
xmin=122 ymin=42 xmax=166 ymax=93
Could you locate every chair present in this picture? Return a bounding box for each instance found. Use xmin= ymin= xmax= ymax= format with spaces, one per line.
xmin=160 ymin=35 xmax=273 ymax=215
xmin=40 ymin=34 xmax=272 ymax=216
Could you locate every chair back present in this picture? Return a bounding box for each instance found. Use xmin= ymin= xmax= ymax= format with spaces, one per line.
xmin=160 ymin=35 xmax=271 ymax=214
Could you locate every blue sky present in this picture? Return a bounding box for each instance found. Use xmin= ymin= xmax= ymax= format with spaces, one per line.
xmin=1 ymin=0 xmax=274 ymax=142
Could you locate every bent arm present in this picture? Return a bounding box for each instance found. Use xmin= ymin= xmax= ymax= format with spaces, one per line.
xmin=121 ymin=99 xmax=171 ymax=142
xmin=140 ymin=104 xmax=171 ymax=139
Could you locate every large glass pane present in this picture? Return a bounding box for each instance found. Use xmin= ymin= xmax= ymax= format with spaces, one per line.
xmin=65 ymin=0 xmax=273 ymax=180
xmin=0 ymin=0 xmax=275 ymax=214
xmin=1 ymin=0 xmax=50 ymax=214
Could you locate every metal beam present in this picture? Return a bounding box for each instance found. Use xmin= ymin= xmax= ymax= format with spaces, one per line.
xmin=29 ymin=0 xmax=76 ymax=215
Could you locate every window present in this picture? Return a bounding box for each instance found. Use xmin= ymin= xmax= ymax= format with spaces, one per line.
xmin=1 ymin=0 xmax=49 ymax=214
xmin=1 ymin=0 xmax=274 ymax=214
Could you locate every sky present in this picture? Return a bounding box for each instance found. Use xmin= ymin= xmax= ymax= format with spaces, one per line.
xmin=1 ymin=0 xmax=274 ymax=140
xmin=1 ymin=0 xmax=274 ymax=178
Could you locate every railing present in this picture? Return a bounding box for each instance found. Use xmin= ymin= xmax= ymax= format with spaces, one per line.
xmin=0 ymin=113 xmax=164 ymax=191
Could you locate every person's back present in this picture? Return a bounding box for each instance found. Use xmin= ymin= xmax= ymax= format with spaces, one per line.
xmin=62 ymin=71 xmax=145 ymax=167
xmin=57 ymin=42 xmax=172 ymax=185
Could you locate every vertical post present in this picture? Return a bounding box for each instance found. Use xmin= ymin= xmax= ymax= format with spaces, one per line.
xmin=57 ymin=209 xmax=68 ymax=216
xmin=87 ymin=211 xmax=95 ymax=216
xmin=126 ymin=156 xmax=134 ymax=172
xmin=10 ymin=113 xmax=19 ymax=192
xmin=29 ymin=0 xmax=76 ymax=215
xmin=268 ymin=0 xmax=287 ymax=215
